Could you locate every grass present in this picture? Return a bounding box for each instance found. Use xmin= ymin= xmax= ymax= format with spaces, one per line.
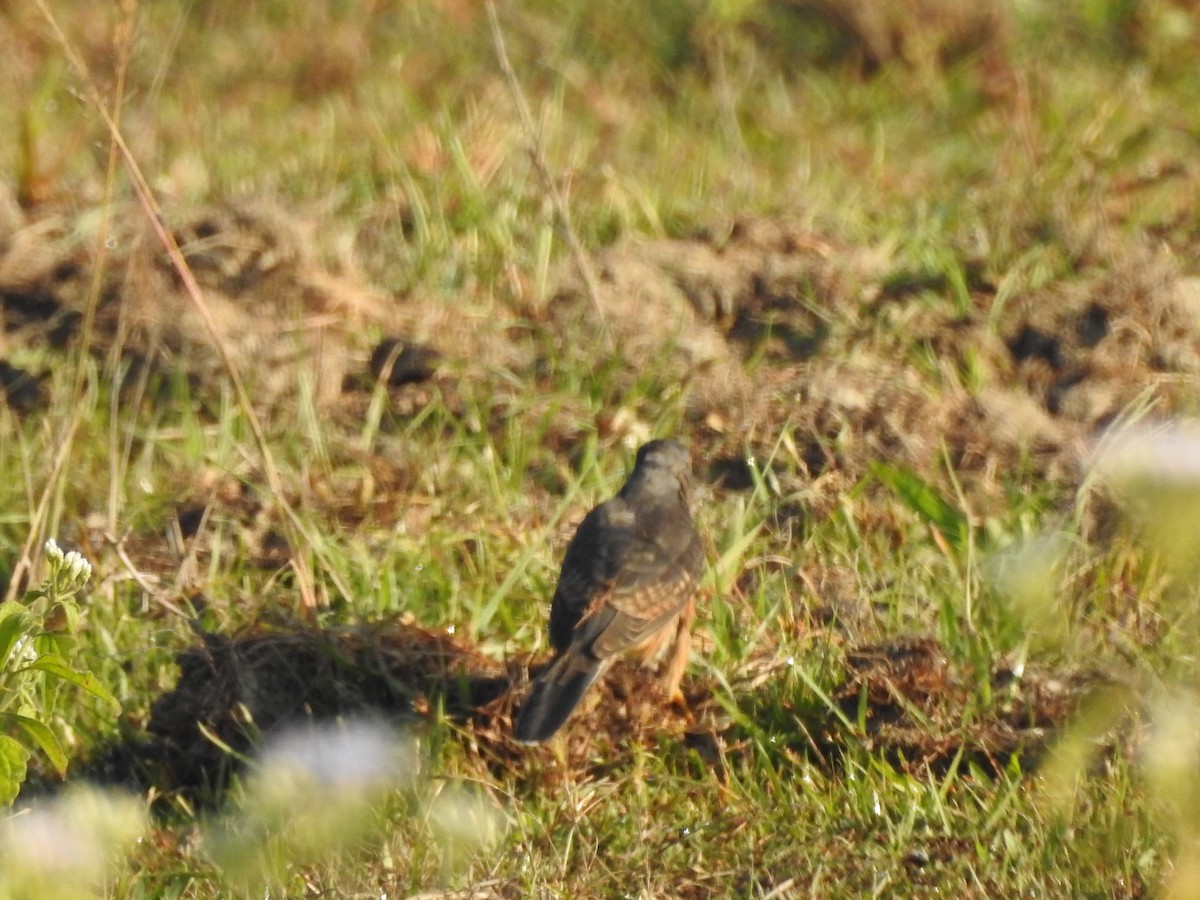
xmin=4 ymin=0 xmax=1200 ymax=896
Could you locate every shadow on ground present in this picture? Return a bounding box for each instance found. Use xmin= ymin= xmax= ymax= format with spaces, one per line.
xmin=64 ymin=624 xmax=1109 ymax=808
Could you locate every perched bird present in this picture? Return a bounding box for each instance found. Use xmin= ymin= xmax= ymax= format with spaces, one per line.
xmin=514 ymin=439 xmax=704 ymax=744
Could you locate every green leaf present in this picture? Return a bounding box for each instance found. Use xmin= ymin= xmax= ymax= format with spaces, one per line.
xmin=0 ymin=733 xmax=30 ymax=807
xmin=6 ymin=713 xmax=68 ymax=777
xmin=70 ymin=670 xmax=121 ymax=713
xmin=870 ymin=462 xmax=969 ymax=553
xmin=0 ymin=602 xmax=32 ymax=670
xmin=21 ymin=654 xmax=121 ymax=712
xmin=19 ymin=651 xmax=75 ymax=678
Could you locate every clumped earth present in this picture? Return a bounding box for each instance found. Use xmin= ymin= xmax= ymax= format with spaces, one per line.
xmin=4 ymin=188 xmax=1192 ymax=800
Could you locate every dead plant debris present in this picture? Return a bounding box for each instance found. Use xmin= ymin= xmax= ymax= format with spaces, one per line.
xmin=828 ymin=637 xmax=1112 ymax=776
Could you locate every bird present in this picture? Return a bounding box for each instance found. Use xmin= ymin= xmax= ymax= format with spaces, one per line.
xmin=513 ymin=439 xmax=704 ymax=744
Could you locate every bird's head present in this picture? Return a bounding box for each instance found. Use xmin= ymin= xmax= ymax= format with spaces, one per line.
xmin=623 ymin=439 xmax=693 ymax=501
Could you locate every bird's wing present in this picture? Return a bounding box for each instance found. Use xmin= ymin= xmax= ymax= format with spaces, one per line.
xmin=547 ymin=499 xmax=634 ymax=649
xmin=550 ymin=498 xmax=703 ymax=660
xmin=589 ymin=536 xmax=703 ymax=659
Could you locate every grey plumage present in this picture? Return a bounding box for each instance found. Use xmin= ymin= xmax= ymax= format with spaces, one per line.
xmin=514 ymin=439 xmax=704 ymax=744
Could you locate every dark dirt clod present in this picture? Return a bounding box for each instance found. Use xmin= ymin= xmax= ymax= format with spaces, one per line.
xmin=1008 ymin=325 xmax=1064 ymax=368
xmin=368 ymin=337 xmax=441 ymax=386
xmin=0 ymin=360 xmax=46 ymax=414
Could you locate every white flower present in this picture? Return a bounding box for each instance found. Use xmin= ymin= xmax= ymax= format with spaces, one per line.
xmin=63 ymin=550 xmax=92 ymax=584
xmin=204 ymin=720 xmax=418 ymax=887
xmin=257 ymin=718 xmax=415 ymax=792
xmin=1091 ymin=420 xmax=1200 ymax=572
xmin=11 ymin=634 xmax=38 ymax=664
xmin=0 ymin=786 xmax=146 ymax=900
xmin=427 ymin=783 xmax=506 ymax=854
xmin=985 ymin=532 xmax=1071 ymax=650
xmin=1092 ymin=421 xmax=1200 ymax=486
xmin=42 ymin=539 xmax=93 ymax=588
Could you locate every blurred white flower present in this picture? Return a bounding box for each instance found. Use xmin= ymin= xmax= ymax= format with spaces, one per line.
xmin=1092 ymin=421 xmax=1200 ymax=485
xmin=1091 ymin=420 xmax=1200 ymax=573
xmin=10 ymin=633 xmax=38 ymax=664
xmin=43 ymin=539 xmax=64 ymax=563
xmin=427 ymin=782 xmax=506 ymax=855
xmin=985 ymin=532 xmax=1070 ymax=649
xmin=206 ymin=718 xmax=417 ymax=890
xmin=0 ymin=786 xmax=146 ymax=900
xmin=258 ymin=718 xmax=416 ymax=793
xmin=1144 ymin=690 xmax=1200 ymax=809
xmin=987 ymin=532 xmax=1068 ymax=601
xmin=1143 ymin=690 xmax=1200 ymax=900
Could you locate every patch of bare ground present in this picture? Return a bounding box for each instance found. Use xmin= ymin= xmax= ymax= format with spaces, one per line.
xmin=757 ymin=0 xmax=1013 ymax=76
xmin=1007 ymin=249 xmax=1200 ymax=427
xmin=546 ymin=217 xmax=889 ymax=424
xmin=7 ymin=200 xmax=1197 ymax=510
xmin=78 ymin=616 xmax=708 ymax=801
xmin=0 ymin=192 xmax=527 ymax=421
xmin=827 ymin=638 xmax=1114 ymax=775
xmin=552 ymin=217 xmax=1200 ymax=522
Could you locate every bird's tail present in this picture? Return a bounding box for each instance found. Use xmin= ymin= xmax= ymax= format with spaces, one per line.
xmin=513 ymin=649 xmax=604 ymax=743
